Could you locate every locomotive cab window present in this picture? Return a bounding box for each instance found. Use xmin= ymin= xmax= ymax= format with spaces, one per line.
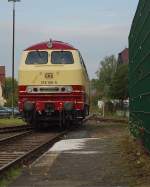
xmin=51 ymin=51 xmax=74 ymax=64
xmin=25 ymin=51 xmax=48 ymax=65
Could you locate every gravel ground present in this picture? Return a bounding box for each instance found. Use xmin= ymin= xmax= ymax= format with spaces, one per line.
xmin=8 ymin=120 xmax=149 ymax=187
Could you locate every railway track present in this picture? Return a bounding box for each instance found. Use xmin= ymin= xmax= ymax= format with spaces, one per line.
xmin=0 ymin=115 xmax=93 ymax=176
xmin=0 ymin=131 xmax=32 ymax=143
xmin=0 ymin=125 xmax=32 ymax=134
xmin=0 ymin=114 xmax=94 ymax=134
xmin=0 ymin=129 xmax=66 ymax=176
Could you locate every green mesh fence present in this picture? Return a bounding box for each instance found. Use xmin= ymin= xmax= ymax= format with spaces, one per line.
xmin=129 ymin=0 xmax=150 ymax=151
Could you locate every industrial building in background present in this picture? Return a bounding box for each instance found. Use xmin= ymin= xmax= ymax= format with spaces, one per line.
xmin=118 ymin=48 xmax=129 ymax=65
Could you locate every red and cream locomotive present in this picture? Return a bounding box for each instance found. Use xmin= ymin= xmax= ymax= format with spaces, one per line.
xmin=18 ymin=40 xmax=90 ymax=128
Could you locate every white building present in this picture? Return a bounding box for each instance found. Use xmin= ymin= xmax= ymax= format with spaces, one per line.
xmin=0 ymin=82 xmax=6 ymax=106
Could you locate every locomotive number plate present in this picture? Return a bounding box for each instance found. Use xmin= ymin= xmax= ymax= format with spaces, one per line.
xmin=41 ymin=81 xmax=58 ymax=85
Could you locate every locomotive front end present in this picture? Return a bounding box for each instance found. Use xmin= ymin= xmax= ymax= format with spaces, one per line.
xmin=19 ymin=40 xmax=90 ymax=128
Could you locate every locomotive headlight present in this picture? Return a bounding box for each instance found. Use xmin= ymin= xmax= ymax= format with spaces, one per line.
xmin=27 ymin=87 xmax=32 ymax=93
xmin=66 ymin=86 xmax=73 ymax=93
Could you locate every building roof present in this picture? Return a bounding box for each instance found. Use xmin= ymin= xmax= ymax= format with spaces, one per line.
xmin=118 ymin=48 xmax=129 ymax=65
xmin=24 ymin=40 xmax=77 ymax=51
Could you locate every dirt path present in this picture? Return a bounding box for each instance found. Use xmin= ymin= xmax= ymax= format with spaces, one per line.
xmin=9 ymin=120 xmax=149 ymax=187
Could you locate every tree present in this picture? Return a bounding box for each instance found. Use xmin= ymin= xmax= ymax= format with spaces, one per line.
xmin=110 ymin=64 xmax=128 ymax=100
xmin=90 ymin=79 xmax=102 ymax=106
xmin=91 ymin=54 xmax=128 ymax=114
xmin=96 ymin=55 xmax=117 ymax=98
xmin=4 ymin=77 xmax=18 ymax=106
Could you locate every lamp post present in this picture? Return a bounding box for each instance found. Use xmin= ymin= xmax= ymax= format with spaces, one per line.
xmin=8 ymin=0 xmax=20 ymax=117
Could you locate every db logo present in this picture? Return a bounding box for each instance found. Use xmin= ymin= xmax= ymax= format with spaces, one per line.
xmin=45 ymin=73 xmax=53 ymax=79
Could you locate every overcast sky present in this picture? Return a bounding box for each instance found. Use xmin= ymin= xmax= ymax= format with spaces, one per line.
xmin=0 ymin=0 xmax=138 ymax=79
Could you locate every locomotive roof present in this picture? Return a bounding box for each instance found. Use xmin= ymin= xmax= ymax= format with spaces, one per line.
xmin=24 ymin=40 xmax=77 ymax=51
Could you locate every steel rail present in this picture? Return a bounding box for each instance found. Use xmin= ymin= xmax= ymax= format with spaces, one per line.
xmin=0 ymin=131 xmax=32 ymax=144
xmin=0 ymin=125 xmax=32 ymax=134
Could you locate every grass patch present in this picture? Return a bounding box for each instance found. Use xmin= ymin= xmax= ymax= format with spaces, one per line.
xmin=0 ymin=167 xmax=22 ymax=187
xmin=0 ymin=118 xmax=26 ymax=127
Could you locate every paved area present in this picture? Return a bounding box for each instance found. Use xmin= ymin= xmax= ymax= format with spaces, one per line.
xmin=9 ymin=121 xmax=136 ymax=187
